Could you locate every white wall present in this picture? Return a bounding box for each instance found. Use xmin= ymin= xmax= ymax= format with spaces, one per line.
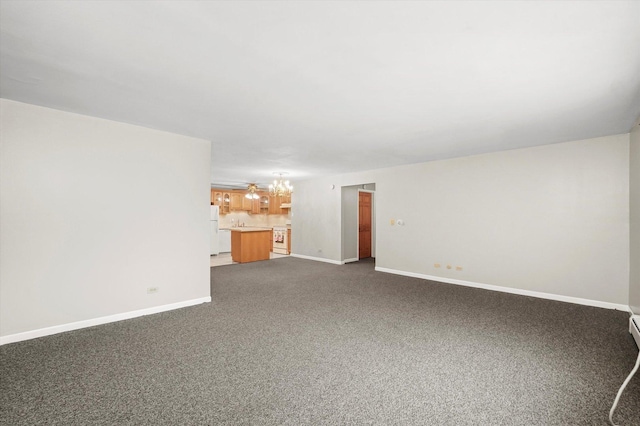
xmin=293 ymin=177 xmax=378 ymax=263
xmin=292 ymin=178 xmax=344 ymax=262
xmin=294 ymin=134 xmax=630 ymax=307
xmin=630 ymin=117 xmax=640 ymax=315
xmin=0 ymin=99 xmax=211 ymax=340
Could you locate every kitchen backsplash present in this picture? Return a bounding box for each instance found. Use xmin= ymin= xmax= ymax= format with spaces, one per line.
xmin=219 ymin=212 xmax=289 ymax=229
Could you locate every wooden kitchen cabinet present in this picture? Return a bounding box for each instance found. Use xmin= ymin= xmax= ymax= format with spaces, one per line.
xmin=230 ymin=193 xmax=243 ymax=211
xmin=221 ymin=192 xmax=230 ymax=214
xmin=287 ymin=228 xmax=291 ymax=254
xmin=212 ymin=190 xmax=223 ymax=206
xmin=268 ymin=194 xmax=291 ymax=214
xmin=211 ymin=187 xmax=289 ymax=215
xmin=268 ymin=195 xmax=281 ymax=214
xmin=241 ymin=195 xmax=253 ymax=211
xmin=259 ymin=195 xmax=269 ymax=214
xmin=231 ymin=228 xmax=271 ymax=263
xmin=250 ymin=194 xmax=262 ymax=214
xmin=210 ymin=188 xmax=233 ymax=214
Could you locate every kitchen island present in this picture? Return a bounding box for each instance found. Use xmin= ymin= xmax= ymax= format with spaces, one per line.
xmin=230 ymin=227 xmax=272 ymax=263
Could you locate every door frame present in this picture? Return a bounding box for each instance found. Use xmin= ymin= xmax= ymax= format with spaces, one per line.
xmin=356 ymin=189 xmax=375 ymax=260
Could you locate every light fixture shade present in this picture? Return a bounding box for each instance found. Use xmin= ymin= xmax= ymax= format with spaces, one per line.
xmin=246 ymin=183 xmax=260 ymax=200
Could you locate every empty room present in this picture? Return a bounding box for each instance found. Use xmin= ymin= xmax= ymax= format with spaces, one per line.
xmin=1 ymin=1 xmax=639 ymax=425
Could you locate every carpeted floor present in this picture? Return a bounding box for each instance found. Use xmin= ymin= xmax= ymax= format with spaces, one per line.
xmin=1 ymin=257 xmax=639 ymax=425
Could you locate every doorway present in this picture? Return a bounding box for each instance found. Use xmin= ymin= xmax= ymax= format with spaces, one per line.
xmin=358 ymin=191 xmax=372 ymax=259
xmin=340 ymin=184 xmax=375 ymax=263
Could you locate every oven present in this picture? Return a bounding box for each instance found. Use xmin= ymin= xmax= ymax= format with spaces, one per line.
xmin=272 ymin=226 xmax=288 ymax=254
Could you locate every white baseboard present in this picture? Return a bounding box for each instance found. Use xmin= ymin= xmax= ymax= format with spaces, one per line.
xmin=0 ymin=296 xmax=211 ymax=346
xmin=290 ymin=253 xmax=344 ymax=265
xmin=375 ymin=267 xmax=630 ymax=312
xmin=343 ymin=258 xmax=359 ymax=264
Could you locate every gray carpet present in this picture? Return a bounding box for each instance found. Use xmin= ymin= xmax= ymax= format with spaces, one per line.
xmin=1 ymin=257 xmax=639 ymax=425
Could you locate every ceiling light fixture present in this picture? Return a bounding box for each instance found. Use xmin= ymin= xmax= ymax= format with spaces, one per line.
xmin=269 ymin=173 xmax=293 ymax=197
xmin=245 ymin=183 xmax=260 ymax=199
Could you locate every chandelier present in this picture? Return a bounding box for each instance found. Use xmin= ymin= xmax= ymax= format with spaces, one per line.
xmin=269 ymin=173 xmax=293 ymax=197
xmin=245 ymin=183 xmax=260 ymax=199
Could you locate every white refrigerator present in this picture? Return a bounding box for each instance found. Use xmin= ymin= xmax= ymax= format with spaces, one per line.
xmin=210 ymin=205 xmax=220 ymax=255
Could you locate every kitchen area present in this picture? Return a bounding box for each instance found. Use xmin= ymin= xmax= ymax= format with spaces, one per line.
xmin=209 ymin=180 xmax=292 ymax=267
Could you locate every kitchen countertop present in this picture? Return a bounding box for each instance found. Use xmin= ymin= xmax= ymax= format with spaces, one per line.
xmin=229 ymin=227 xmax=272 ymax=232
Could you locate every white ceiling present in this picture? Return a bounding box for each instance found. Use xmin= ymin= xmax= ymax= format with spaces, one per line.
xmin=1 ymin=1 xmax=639 ymax=188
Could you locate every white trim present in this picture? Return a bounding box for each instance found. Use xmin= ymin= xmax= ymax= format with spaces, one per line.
xmin=290 ymin=253 xmax=344 ymax=265
xmin=0 ymin=297 xmax=211 ymax=346
xmin=375 ymin=267 xmax=630 ymax=312
xmin=343 ymin=258 xmax=359 ymax=264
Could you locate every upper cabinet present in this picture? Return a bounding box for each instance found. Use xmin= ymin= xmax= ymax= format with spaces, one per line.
xmin=268 ymin=194 xmax=291 ymax=214
xmin=211 ymin=190 xmax=230 ymax=214
xmin=221 ymin=193 xmax=230 ymax=214
xmin=230 ymin=193 xmax=243 ymax=211
xmin=241 ymin=195 xmax=253 ymax=212
xmin=259 ymin=195 xmax=269 ymax=214
xmin=268 ymin=195 xmax=280 ymax=214
xmin=251 ymin=195 xmax=262 ymax=214
xmin=280 ymin=194 xmax=291 ymax=208
xmin=210 ymin=188 xmax=290 ymax=215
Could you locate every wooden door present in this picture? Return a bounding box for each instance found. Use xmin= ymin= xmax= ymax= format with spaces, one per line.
xmin=359 ymin=192 xmax=372 ymax=259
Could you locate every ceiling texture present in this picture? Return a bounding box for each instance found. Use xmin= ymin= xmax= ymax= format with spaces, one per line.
xmin=1 ymin=1 xmax=639 ymax=189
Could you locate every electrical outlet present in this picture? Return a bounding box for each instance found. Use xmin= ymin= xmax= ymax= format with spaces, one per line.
xmin=147 ymin=287 xmax=159 ymax=294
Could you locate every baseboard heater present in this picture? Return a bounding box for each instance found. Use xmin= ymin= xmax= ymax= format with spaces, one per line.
xmin=608 ymin=315 xmax=640 ymax=425
xmin=630 ymin=315 xmax=640 ymax=349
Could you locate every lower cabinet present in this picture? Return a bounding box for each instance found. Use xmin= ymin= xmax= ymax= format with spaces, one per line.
xmin=218 ymin=229 xmax=231 ymax=253
xmin=231 ymin=229 xmax=271 ymax=263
